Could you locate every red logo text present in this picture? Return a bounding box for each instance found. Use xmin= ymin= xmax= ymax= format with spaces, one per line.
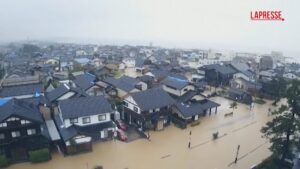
xmin=250 ymin=11 xmax=284 ymax=21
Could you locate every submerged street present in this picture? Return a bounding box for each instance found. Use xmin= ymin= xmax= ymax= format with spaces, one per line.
xmin=10 ymin=97 xmax=283 ymax=169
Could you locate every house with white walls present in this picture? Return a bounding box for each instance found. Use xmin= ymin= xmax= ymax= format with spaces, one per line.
xmin=55 ymin=96 xmax=116 ymax=154
xmin=123 ymin=88 xmax=175 ymax=131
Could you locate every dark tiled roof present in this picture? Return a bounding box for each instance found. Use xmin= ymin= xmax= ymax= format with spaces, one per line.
xmin=0 ymin=99 xmax=43 ymax=123
xmin=175 ymin=102 xmax=204 ymax=118
xmin=162 ymin=76 xmax=189 ymax=89
xmin=45 ymin=84 xmax=87 ymax=103
xmin=54 ymin=115 xmax=78 ymax=142
xmin=135 ymin=58 xmax=144 ymax=67
xmin=104 ymin=75 xmax=141 ymax=92
xmin=228 ymin=88 xmax=245 ymax=95
xmin=175 ymin=99 xmax=220 ymax=118
xmin=149 ymin=69 xmax=169 ymax=80
xmin=46 ymin=84 xmax=69 ymax=102
xmin=0 ymin=83 xmax=43 ymax=98
xmin=130 ymin=88 xmax=175 ymax=111
xmin=168 ymin=73 xmax=188 ymax=80
xmin=138 ymin=75 xmax=154 ymax=83
xmin=173 ymin=90 xmax=198 ymax=103
xmin=201 ymin=64 xmax=237 ymax=75
xmin=59 ymin=96 xmax=113 ymax=119
xmin=73 ymin=73 xmax=96 ymax=91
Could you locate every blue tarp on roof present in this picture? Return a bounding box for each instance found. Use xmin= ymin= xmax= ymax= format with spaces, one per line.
xmin=0 ymin=99 xmax=10 ymax=106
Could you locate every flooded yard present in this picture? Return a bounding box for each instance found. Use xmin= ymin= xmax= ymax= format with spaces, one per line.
xmin=10 ymin=97 xmax=282 ymax=169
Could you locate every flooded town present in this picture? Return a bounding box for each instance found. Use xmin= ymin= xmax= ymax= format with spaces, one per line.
xmin=1 ymin=1 xmax=300 ymax=169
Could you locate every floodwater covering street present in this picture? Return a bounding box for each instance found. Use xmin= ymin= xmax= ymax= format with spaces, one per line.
xmin=9 ymin=96 xmax=284 ymax=169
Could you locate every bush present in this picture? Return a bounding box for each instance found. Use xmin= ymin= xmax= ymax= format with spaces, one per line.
xmin=29 ymin=148 xmax=51 ymax=163
xmin=0 ymin=155 xmax=9 ymax=168
xmin=171 ymin=116 xmax=187 ymax=129
xmin=191 ymin=121 xmax=200 ymax=127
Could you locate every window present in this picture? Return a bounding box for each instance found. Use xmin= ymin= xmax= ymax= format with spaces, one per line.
xmin=82 ymin=117 xmax=91 ymax=124
xmin=0 ymin=123 xmax=7 ymax=127
xmin=27 ymin=129 xmax=36 ymax=135
xmin=21 ymin=120 xmax=31 ymax=125
xmin=98 ymin=115 xmax=106 ymax=121
xmin=11 ymin=131 xmax=21 ymax=138
xmin=0 ymin=134 xmax=5 ymax=140
xmin=124 ymin=102 xmax=129 ymax=107
xmin=7 ymin=117 xmax=20 ymax=121
xmin=70 ymin=118 xmax=78 ymax=124
xmin=133 ymin=106 xmax=138 ymax=113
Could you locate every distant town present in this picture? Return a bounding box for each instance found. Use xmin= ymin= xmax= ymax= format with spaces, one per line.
xmin=0 ymin=41 xmax=299 ymax=169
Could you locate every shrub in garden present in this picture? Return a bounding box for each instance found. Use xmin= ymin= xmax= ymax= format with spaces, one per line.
xmin=29 ymin=148 xmax=51 ymax=163
xmin=0 ymin=155 xmax=9 ymax=168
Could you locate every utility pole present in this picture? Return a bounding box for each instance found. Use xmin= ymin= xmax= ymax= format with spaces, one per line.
xmin=234 ymin=145 xmax=240 ymax=163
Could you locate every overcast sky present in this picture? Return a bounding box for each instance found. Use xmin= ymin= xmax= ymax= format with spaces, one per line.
xmin=0 ymin=0 xmax=299 ymax=55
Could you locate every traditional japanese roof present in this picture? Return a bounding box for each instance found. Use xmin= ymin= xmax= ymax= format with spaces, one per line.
xmin=130 ymin=88 xmax=175 ymax=111
xmin=148 ymin=69 xmax=169 ymax=80
xmin=54 ymin=115 xmax=78 ymax=142
xmin=173 ymin=90 xmax=198 ymax=103
xmin=73 ymin=73 xmax=96 ymax=91
xmin=162 ymin=76 xmax=189 ymax=89
xmin=135 ymin=58 xmax=144 ymax=67
xmin=0 ymin=83 xmax=43 ymax=98
xmin=175 ymin=102 xmax=205 ymax=118
xmin=168 ymin=73 xmax=188 ymax=80
xmin=201 ymin=64 xmax=237 ymax=75
xmin=59 ymin=96 xmax=113 ymax=119
xmin=0 ymin=99 xmax=43 ymax=123
xmin=228 ymin=88 xmax=246 ymax=96
xmin=104 ymin=75 xmax=141 ymax=92
xmin=174 ymin=99 xmax=220 ymax=118
xmin=229 ymin=63 xmax=254 ymax=77
xmin=45 ymin=84 xmax=87 ymax=103
xmin=138 ymin=75 xmax=154 ymax=84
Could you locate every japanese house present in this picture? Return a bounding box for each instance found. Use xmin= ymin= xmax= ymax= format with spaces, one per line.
xmin=0 ymin=99 xmax=50 ymax=162
xmin=123 ymin=88 xmax=175 ymax=131
xmin=54 ymin=96 xmax=116 ymax=154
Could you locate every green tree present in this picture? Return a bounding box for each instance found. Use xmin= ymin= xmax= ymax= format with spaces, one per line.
xmin=230 ymin=101 xmax=238 ymax=113
xmin=261 ymin=80 xmax=300 ymax=166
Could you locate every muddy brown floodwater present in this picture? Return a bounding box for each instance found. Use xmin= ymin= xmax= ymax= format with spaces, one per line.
xmin=10 ymin=96 xmax=285 ymax=169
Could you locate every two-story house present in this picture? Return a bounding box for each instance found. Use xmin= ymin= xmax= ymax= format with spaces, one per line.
xmin=54 ymin=96 xmax=116 ymax=154
xmin=40 ymin=84 xmax=88 ymax=120
xmin=162 ymin=76 xmax=195 ymax=97
xmin=123 ymin=88 xmax=175 ymax=131
xmin=0 ymin=99 xmax=50 ymax=162
xmin=104 ymin=75 xmax=147 ymax=98
xmin=72 ymin=73 xmax=104 ymax=96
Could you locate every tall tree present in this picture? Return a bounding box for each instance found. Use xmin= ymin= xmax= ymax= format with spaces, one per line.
xmin=261 ymin=80 xmax=300 ymax=165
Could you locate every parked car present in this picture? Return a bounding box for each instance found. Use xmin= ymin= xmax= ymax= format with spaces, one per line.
xmin=116 ymin=119 xmax=128 ymax=131
xmin=117 ymin=129 xmax=128 ymax=141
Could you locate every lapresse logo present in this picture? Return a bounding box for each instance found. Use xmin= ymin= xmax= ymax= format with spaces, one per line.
xmin=250 ymin=10 xmax=285 ymax=21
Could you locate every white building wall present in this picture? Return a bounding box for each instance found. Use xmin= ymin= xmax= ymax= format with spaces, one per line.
xmin=162 ymin=85 xmax=181 ymax=96
xmin=162 ymin=85 xmax=194 ymax=96
xmin=124 ymin=96 xmax=141 ymax=114
xmin=233 ymin=73 xmax=251 ymax=81
xmin=57 ymin=92 xmax=75 ymax=101
xmin=64 ymin=113 xmax=111 ymax=128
